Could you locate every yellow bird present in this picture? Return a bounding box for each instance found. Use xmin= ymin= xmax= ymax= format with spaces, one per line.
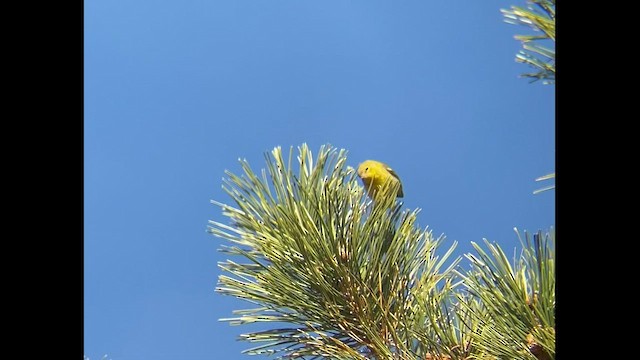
xmin=357 ymin=160 xmax=404 ymax=198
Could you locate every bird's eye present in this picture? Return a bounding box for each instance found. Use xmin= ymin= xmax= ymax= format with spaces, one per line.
xmin=365 ymin=167 xmax=369 ymax=171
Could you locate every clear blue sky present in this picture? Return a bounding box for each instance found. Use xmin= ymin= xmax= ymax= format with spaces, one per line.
xmin=84 ymin=1 xmax=554 ymax=359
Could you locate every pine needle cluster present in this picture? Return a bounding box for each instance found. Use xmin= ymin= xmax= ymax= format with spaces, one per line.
xmin=501 ymin=0 xmax=555 ymax=84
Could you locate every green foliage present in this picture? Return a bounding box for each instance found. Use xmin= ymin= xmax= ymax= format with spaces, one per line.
xmin=501 ymin=0 xmax=555 ymax=84
xmin=209 ymin=144 xmax=555 ymax=359
xmin=502 ymin=1 xmax=556 ymax=193
xmin=457 ymin=229 xmax=555 ymax=360
xmin=209 ymin=144 xmax=460 ymax=359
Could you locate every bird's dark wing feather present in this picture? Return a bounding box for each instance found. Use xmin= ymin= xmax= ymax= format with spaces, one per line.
xmin=384 ymin=164 xmax=403 ymax=197
xmin=384 ymin=165 xmax=400 ymax=181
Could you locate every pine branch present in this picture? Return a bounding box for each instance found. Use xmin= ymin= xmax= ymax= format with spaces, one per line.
xmin=501 ymin=0 xmax=555 ymax=84
xmin=209 ymin=144 xmax=460 ymax=359
xmin=456 ymin=229 xmax=555 ymax=360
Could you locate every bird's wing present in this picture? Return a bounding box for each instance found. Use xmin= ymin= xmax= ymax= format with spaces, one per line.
xmin=385 ymin=165 xmax=401 ymax=181
xmin=384 ymin=164 xmax=403 ymax=197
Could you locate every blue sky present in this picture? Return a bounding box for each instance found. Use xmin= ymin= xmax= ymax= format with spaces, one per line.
xmin=84 ymin=1 xmax=554 ymax=359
